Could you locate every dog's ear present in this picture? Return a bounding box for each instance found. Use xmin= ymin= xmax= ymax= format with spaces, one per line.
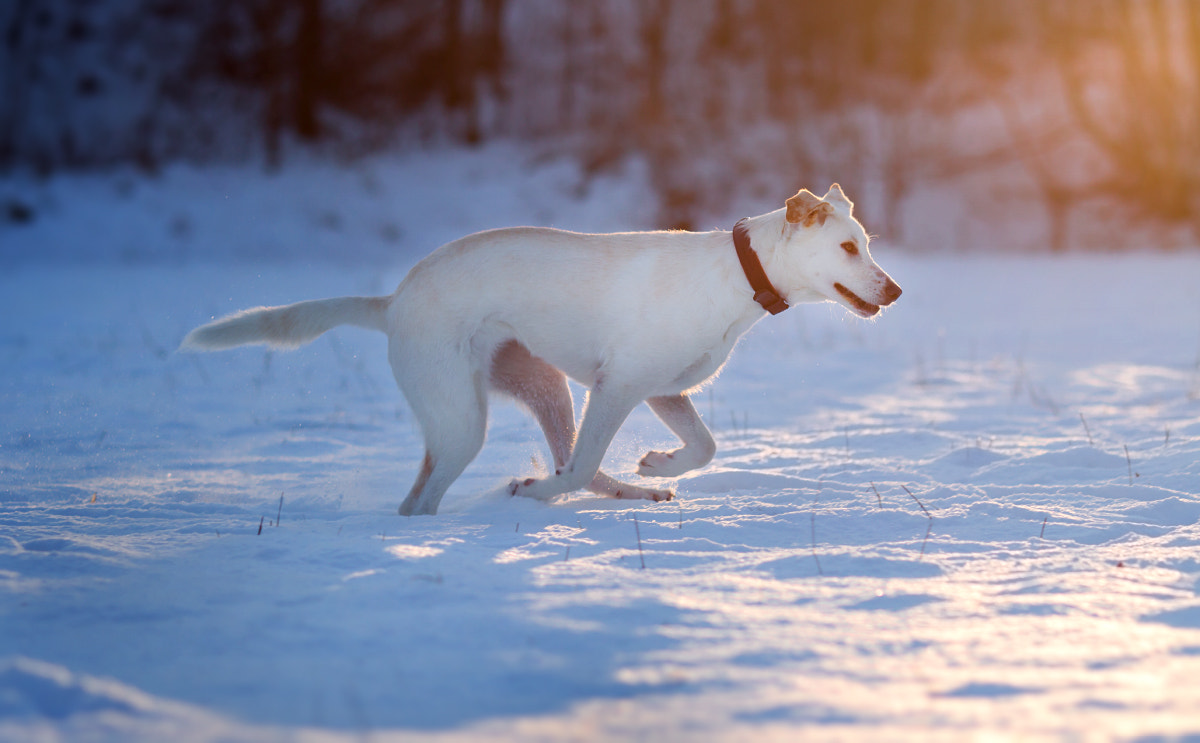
xmin=785 ymin=189 xmax=835 ymax=227
xmin=824 ymin=183 xmax=853 ymax=211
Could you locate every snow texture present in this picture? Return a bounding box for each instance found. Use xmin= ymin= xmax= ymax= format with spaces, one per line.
xmin=2 ymin=143 xmax=1200 ymax=741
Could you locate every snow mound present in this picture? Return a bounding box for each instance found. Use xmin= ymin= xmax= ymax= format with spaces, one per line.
xmin=0 ymin=658 xmax=151 ymax=720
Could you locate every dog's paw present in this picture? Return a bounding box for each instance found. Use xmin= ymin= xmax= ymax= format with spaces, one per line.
xmin=507 ymin=477 xmax=538 ymax=497
xmin=638 ymin=450 xmax=671 ymax=471
xmin=637 ymin=450 xmax=691 ymax=478
xmin=509 ymin=476 xmax=564 ymax=502
xmin=614 ymin=486 xmax=674 ymax=502
xmin=649 ymin=488 xmax=674 ymax=502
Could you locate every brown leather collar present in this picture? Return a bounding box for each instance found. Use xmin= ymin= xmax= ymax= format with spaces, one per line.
xmin=732 ymin=218 xmax=789 ymax=315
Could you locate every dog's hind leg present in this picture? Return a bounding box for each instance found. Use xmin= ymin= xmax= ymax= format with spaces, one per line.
xmin=637 ymin=394 xmax=716 ymax=477
xmin=491 ymin=342 xmax=670 ymax=503
xmin=393 ymin=349 xmax=488 ymax=516
xmin=490 ymin=341 xmax=577 ymax=471
xmin=398 ymin=396 xmax=486 ymax=516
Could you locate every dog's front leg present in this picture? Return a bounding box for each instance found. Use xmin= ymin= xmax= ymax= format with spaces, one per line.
xmin=509 ymin=382 xmax=644 ymax=502
xmin=638 ymin=394 xmax=717 ymax=477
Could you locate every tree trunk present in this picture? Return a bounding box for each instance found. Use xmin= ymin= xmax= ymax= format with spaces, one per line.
xmin=293 ymin=0 xmax=322 ymax=140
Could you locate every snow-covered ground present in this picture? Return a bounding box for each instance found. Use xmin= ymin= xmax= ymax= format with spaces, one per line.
xmin=3 ymin=144 xmax=1200 ymax=741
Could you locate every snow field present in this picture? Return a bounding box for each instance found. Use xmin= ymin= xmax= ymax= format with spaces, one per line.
xmin=2 ymin=148 xmax=1200 ymax=741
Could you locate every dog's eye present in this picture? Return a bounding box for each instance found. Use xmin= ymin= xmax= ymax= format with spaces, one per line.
xmin=841 ymin=241 xmax=858 ymax=256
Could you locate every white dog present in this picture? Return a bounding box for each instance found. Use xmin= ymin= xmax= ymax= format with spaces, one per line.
xmin=181 ymin=184 xmax=901 ymax=515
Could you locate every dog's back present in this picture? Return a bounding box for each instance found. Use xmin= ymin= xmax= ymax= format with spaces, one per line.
xmin=388 ymin=225 xmax=749 ymax=389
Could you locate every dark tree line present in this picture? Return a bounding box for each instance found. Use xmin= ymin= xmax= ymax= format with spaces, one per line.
xmin=0 ymin=0 xmax=510 ymax=170
xmin=200 ymin=0 xmax=508 ymax=154
xmin=2 ymin=0 xmax=1199 ymax=241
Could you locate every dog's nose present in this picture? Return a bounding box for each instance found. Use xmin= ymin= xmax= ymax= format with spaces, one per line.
xmin=883 ymin=280 xmax=902 ymax=304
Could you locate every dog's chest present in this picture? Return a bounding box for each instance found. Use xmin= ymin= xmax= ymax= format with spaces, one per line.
xmin=668 ymin=352 xmax=717 ymax=391
xmin=657 ymin=312 xmax=758 ymax=394
xmin=663 ymin=334 xmax=742 ymax=392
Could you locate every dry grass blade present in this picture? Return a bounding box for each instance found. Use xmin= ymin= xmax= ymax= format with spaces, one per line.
xmin=901 ymin=484 xmax=932 ymax=558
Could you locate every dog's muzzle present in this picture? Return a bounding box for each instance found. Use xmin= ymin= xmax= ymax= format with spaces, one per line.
xmin=834 ymin=279 xmax=901 ymax=317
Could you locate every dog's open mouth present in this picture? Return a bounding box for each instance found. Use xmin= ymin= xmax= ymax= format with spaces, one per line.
xmin=834 ymin=283 xmax=880 ymax=317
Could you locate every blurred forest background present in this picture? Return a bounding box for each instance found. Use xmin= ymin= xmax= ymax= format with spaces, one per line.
xmin=2 ymin=0 xmax=1199 ymax=251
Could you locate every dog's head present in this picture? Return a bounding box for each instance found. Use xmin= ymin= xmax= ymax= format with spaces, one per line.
xmin=775 ymin=184 xmax=901 ymax=318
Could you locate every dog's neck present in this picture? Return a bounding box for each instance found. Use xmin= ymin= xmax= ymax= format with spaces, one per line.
xmin=733 ymin=217 xmax=789 ymax=315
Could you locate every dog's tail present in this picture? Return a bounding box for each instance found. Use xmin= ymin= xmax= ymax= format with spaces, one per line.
xmin=179 ymin=295 xmax=391 ymax=352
